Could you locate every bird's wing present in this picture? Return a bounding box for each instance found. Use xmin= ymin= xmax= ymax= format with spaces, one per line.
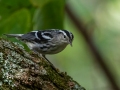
xmin=21 ymin=32 xmax=37 ymax=41
xmin=21 ymin=31 xmax=51 ymax=43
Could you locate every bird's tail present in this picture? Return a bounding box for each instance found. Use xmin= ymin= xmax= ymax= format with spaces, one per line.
xmin=4 ymin=34 xmax=23 ymax=39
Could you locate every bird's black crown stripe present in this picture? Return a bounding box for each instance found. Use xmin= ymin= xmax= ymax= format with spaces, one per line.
xmin=62 ymin=30 xmax=71 ymax=39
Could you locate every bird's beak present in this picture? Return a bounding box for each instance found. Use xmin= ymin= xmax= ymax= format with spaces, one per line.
xmin=69 ymin=43 xmax=72 ymax=47
xmin=68 ymin=40 xmax=72 ymax=47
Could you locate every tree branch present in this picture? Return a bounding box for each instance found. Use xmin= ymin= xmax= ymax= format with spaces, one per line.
xmin=0 ymin=38 xmax=85 ymax=90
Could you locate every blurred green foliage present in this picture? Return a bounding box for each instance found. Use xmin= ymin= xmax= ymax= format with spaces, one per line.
xmin=32 ymin=0 xmax=65 ymax=30
xmin=65 ymin=0 xmax=120 ymax=90
xmin=0 ymin=0 xmax=64 ymax=34
xmin=0 ymin=0 xmax=32 ymax=34
xmin=0 ymin=9 xmax=31 ymax=34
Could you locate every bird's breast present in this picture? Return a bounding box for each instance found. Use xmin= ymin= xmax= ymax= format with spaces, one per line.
xmin=25 ymin=42 xmax=68 ymax=55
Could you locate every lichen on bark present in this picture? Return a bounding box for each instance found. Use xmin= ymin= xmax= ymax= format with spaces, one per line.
xmin=0 ymin=38 xmax=85 ymax=90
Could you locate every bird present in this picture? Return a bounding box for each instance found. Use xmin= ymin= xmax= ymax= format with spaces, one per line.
xmin=4 ymin=29 xmax=74 ymax=71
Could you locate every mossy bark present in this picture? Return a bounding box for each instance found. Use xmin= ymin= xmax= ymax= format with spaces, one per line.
xmin=0 ymin=38 xmax=85 ymax=90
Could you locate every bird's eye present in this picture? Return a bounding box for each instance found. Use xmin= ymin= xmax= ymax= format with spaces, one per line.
xmin=64 ymin=35 xmax=66 ymax=38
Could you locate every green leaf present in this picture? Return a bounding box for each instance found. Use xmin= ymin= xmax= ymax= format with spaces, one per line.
xmin=0 ymin=0 xmax=31 ymax=22
xmin=32 ymin=0 xmax=65 ymax=30
xmin=0 ymin=9 xmax=31 ymax=35
xmin=30 ymin=0 xmax=51 ymax=7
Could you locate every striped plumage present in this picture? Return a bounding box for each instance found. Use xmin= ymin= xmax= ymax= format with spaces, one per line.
xmin=5 ymin=29 xmax=74 ymax=55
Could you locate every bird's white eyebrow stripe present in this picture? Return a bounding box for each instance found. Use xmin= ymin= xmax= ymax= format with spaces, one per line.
xmin=59 ymin=30 xmax=67 ymax=36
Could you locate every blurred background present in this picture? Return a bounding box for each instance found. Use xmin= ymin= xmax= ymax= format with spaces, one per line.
xmin=0 ymin=0 xmax=120 ymax=90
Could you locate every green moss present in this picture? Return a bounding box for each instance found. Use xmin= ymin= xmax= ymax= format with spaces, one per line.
xmin=0 ymin=38 xmax=36 ymax=88
xmin=0 ymin=38 xmax=86 ymax=90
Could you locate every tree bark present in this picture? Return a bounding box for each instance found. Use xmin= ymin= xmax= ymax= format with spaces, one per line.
xmin=0 ymin=38 xmax=85 ymax=90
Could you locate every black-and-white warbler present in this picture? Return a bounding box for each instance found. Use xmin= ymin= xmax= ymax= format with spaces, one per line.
xmin=4 ymin=29 xmax=74 ymax=70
